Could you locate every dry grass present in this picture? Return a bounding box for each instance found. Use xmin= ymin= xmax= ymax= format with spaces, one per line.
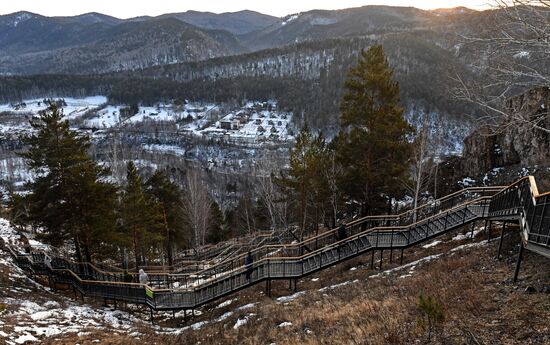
xmin=4 ymin=225 xmax=550 ymax=345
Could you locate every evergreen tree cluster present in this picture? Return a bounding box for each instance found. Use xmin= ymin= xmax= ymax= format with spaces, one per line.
xmin=9 ymin=103 xmax=226 ymax=267
xmin=7 ymin=45 xmax=417 ymax=265
xmin=278 ymin=45 xmax=414 ymax=231
xmin=0 ymin=34 xmax=477 ymax=136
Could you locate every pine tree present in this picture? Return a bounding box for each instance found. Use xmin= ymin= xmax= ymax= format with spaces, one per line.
xmin=277 ymin=124 xmax=330 ymax=237
xmin=337 ymin=45 xmax=414 ymax=216
xmin=119 ymin=161 xmax=164 ymax=269
xmin=144 ymin=170 xmax=184 ymax=266
xmin=21 ymin=103 xmax=117 ymax=262
xmin=206 ymin=201 xmax=227 ymax=244
xmin=7 ymin=192 xmax=31 ymax=232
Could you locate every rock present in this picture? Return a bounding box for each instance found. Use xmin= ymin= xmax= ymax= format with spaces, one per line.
xmin=450 ymin=86 xmax=550 ymax=179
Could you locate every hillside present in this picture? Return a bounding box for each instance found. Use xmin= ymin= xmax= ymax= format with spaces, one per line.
xmin=240 ymin=6 xmax=437 ymax=50
xmin=0 ymin=16 xmax=245 ymax=75
xmin=1 ymin=218 xmax=548 ymax=344
xmin=158 ymin=10 xmax=278 ymax=35
xmin=1 ymin=5 xmax=532 ymax=139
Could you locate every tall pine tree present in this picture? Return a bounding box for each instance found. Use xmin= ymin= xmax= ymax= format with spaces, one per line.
xmin=277 ymin=124 xmax=330 ymax=237
xmin=337 ymin=45 xmax=414 ymax=216
xmin=144 ymin=170 xmax=185 ymax=267
xmin=119 ymin=161 xmax=164 ymax=269
xmin=21 ymin=103 xmax=117 ymax=262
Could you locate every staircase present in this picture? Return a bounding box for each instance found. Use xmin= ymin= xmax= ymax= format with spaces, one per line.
xmin=5 ymin=177 xmax=550 ymax=311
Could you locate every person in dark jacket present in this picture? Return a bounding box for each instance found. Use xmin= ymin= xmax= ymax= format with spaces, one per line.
xmin=245 ymin=252 xmax=253 ymax=280
xmin=338 ymin=223 xmax=347 ymax=241
xmin=337 ymin=223 xmax=348 ymax=256
xmin=123 ymin=270 xmax=133 ymax=283
xmin=21 ymin=235 xmax=31 ymax=254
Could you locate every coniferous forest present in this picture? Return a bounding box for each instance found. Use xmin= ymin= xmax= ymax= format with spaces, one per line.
xmin=8 ymin=46 xmax=417 ymax=268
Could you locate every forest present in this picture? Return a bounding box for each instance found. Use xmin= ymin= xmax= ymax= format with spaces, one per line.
xmin=2 ymin=46 xmax=438 ymax=270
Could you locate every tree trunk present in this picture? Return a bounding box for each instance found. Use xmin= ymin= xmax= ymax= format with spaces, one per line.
xmin=74 ymin=235 xmax=83 ymax=263
xmin=162 ymin=207 xmax=173 ymax=267
xmin=83 ymin=237 xmax=92 ymax=263
xmin=386 ymin=196 xmax=393 ymax=226
xmin=133 ymin=229 xmax=140 ymax=272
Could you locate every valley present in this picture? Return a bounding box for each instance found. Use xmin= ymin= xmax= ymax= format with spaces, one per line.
xmin=0 ymin=2 xmax=549 ymax=344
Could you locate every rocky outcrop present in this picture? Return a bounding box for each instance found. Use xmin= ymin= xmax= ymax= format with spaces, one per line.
xmin=461 ymin=86 xmax=550 ymax=177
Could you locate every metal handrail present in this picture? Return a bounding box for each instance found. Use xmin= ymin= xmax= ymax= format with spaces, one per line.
xmin=11 ymin=177 xmax=550 ymax=311
xmin=14 ymin=186 xmax=503 ymax=283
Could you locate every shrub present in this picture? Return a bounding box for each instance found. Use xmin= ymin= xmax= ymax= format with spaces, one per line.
xmin=416 ymin=294 xmax=445 ymax=341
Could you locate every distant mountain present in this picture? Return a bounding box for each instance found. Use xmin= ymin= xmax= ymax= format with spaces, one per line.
xmin=158 ymin=10 xmax=278 ymax=35
xmin=0 ymin=6 xmax=491 ymax=75
xmin=0 ymin=11 xmax=114 ymax=56
xmin=0 ymin=4 xmax=530 ymax=149
xmin=68 ymin=12 xmax=124 ymax=26
xmin=0 ymin=9 xmax=280 ymax=74
xmin=0 ymin=17 xmax=245 ymax=74
xmin=240 ymin=6 xmax=436 ymax=50
xmin=430 ymin=7 xmax=477 ymax=16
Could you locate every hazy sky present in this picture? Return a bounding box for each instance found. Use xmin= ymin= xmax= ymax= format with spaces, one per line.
xmin=1 ymin=0 xmax=491 ymax=18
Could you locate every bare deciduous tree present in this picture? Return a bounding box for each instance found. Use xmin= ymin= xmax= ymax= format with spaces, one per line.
xmin=181 ymin=169 xmax=213 ymax=248
xmin=402 ymin=115 xmax=434 ymax=220
xmin=455 ymin=1 xmax=549 ymax=133
xmin=254 ymin=155 xmax=288 ymax=230
xmin=325 ymin=149 xmax=343 ymax=228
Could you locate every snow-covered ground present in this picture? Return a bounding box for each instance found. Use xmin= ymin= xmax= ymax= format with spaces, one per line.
xmin=0 ymin=96 xmax=107 ymax=118
xmin=0 ymin=215 xmax=494 ymax=343
xmin=0 ymin=97 xmax=295 ymax=190
xmin=202 ymin=106 xmax=293 ymax=142
xmin=0 ymin=97 xmax=294 ymax=145
xmin=0 ymin=217 xmax=269 ymax=341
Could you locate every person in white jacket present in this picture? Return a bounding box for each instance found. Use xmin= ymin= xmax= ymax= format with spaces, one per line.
xmin=139 ymin=269 xmax=148 ymax=285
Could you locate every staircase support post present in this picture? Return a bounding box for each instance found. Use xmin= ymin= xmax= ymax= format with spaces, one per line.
xmin=513 ymin=243 xmax=524 ymax=283
xmin=389 ymin=230 xmax=394 ymax=264
xmin=470 ymin=221 xmax=476 ymax=239
xmin=497 ymin=222 xmax=506 ymax=260
xmin=486 ymin=220 xmax=492 ymax=243
xmin=294 ymin=278 xmax=297 ymax=293
xmin=266 ymin=280 xmax=271 ymax=297
xmin=150 ymin=307 xmax=154 ymax=325
xmin=400 ymin=248 xmax=404 ymax=265
xmin=371 ymin=250 xmax=375 ymax=269
xmin=379 ymin=250 xmax=383 ymax=270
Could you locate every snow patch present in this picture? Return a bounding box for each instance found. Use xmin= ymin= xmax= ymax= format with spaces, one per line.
xmin=215 ymin=312 xmax=233 ymax=322
xmin=318 ymin=280 xmax=358 ymax=292
xmin=216 ymin=299 xmax=234 ymax=309
xmin=237 ymin=303 xmax=257 ymax=310
xmin=276 ymin=291 xmax=306 ymax=303
xmin=282 ymin=14 xmax=299 ymax=25
xmin=233 ymin=318 xmax=248 ymax=329
xmin=14 ymin=333 xmax=38 ymax=344
xmin=422 ymin=240 xmax=441 ymax=249
xmin=513 ymin=51 xmax=530 ymax=59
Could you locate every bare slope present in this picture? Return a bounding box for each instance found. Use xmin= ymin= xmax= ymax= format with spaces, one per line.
xmin=1 ymin=217 xmax=548 ymax=344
